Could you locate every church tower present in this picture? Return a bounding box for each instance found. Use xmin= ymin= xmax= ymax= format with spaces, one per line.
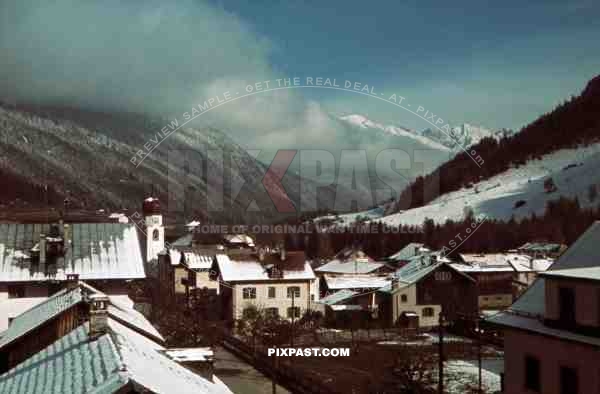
xmin=143 ymin=197 xmax=164 ymax=263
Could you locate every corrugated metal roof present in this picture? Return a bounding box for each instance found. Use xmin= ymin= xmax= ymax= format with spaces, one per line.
xmin=109 ymin=319 xmax=232 ymax=394
xmin=0 ymin=287 xmax=83 ymax=349
xmin=0 ymin=324 xmax=126 ymax=394
xmin=0 ymin=223 xmax=145 ymax=282
xmin=0 ymin=319 xmax=233 ymax=394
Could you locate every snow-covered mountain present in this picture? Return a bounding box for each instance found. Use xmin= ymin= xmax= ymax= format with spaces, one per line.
xmin=420 ymin=124 xmax=515 ymax=151
xmin=337 ymin=114 xmax=510 ymax=151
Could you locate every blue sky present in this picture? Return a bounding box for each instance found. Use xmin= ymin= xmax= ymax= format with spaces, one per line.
xmin=1 ymin=0 xmax=598 ymax=140
xmin=208 ymin=0 xmax=600 ymax=130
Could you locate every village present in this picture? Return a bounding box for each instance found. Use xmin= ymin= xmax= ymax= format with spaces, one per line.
xmin=0 ymin=196 xmax=595 ymax=393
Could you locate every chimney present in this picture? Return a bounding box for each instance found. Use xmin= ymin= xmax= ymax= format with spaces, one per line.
xmin=66 ymin=273 xmax=79 ymax=290
xmin=39 ymin=233 xmax=46 ymax=269
xmin=280 ymin=245 xmax=286 ymax=261
xmin=89 ymin=294 xmax=109 ymax=339
xmin=258 ymin=248 xmax=266 ymax=262
xmin=391 ymin=277 xmax=399 ymax=291
xmin=58 ymin=219 xmax=64 ymax=236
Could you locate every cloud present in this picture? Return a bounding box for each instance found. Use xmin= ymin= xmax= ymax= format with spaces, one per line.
xmin=0 ymin=0 xmax=348 ymax=150
xmin=0 ymin=0 xmax=272 ymax=115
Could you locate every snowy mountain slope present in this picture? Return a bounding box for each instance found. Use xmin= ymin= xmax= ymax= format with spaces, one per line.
xmin=0 ymin=103 xmax=337 ymax=222
xmin=337 ymin=114 xmax=508 ymax=151
xmin=373 ymin=143 xmax=600 ymax=226
xmin=420 ymin=124 xmax=514 ymax=151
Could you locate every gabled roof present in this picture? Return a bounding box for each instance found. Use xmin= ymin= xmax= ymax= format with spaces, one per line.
xmin=550 ymin=222 xmax=600 ymax=270
xmin=0 ymin=223 xmax=145 ymax=282
xmin=517 ymin=242 xmax=565 ymax=253
xmin=215 ymin=253 xmax=315 ymax=282
xmin=387 ymin=243 xmax=427 ymax=261
xmin=0 ymin=319 xmax=233 ymax=394
xmin=0 ymin=286 xmax=84 ymax=349
xmin=0 ymin=282 xmax=164 ymax=349
xmin=540 ymin=266 xmax=600 ymax=281
xmin=0 ymin=323 xmax=125 ymax=394
xmin=488 ymin=221 xmax=600 ymax=345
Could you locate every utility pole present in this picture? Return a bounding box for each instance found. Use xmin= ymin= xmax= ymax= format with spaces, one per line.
xmin=290 ymin=291 xmax=295 ymax=347
xmin=476 ymin=318 xmax=483 ymax=393
xmin=272 ymin=346 xmax=277 ymax=394
xmin=438 ymin=313 xmax=444 ymax=394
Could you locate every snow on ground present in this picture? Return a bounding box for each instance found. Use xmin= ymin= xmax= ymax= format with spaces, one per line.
xmin=312 ymin=207 xmax=385 ymax=227
xmin=445 ymin=358 xmax=503 ymax=393
xmin=375 ymin=143 xmax=600 ymax=226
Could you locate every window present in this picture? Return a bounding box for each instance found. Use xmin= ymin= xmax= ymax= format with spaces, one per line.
xmin=268 ymin=286 xmax=276 ymax=298
xmin=524 ymin=355 xmax=541 ymax=392
xmin=242 ymin=308 xmax=256 ymax=319
xmin=422 ymin=307 xmax=434 ymax=317
xmin=560 ymin=366 xmax=578 ymax=394
xmin=400 ymin=294 xmax=407 ymax=303
xmin=559 ymin=287 xmax=576 ymax=327
xmin=8 ymin=285 xmax=25 ymax=298
xmin=265 ymin=307 xmax=279 ymax=318
xmin=242 ymin=287 xmax=256 ymax=299
xmin=287 ymin=307 xmax=301 ymax=319
xmin=152 ymin=229 xmax=159 ymax=241
xmin=287 ymin=286 xmax=300 ymax=298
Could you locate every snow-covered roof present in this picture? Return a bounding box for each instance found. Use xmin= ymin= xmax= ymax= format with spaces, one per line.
xmin=164 ymin=347 xmax=214 ymax=362
xmin=0 ymin=319 xmax=233 ymax=394
xmin=551 ymin=221 xmax=600 ymax=270
xmin=0 ymin=281 xmax=164 ymax=349
xmin=324 ymin=275 xmax=391 ymax=290
xmin=315 ymin=257 xmax=384 ymax=274
xmin=215 ymin=252 xmax=315 ymax=282
xmin=387 ymin=243 xmax=427 ymax=261
xmin=329 ymin=304 xmax=364 ymax=311
xmin=107 ymin=295 xmax=164 ymax=343
xmin=518 ymin=242 xmax=564 ymax=253
xmin=0 ymin=297 xmax=47 ymax=332
xmin=223 ymin=234 xmax=254 ymax=246
xmin=183 ymin=252 xmax=213 ymax=270
xmin=0 ymin=286 xmax=83 ymax=349
xmin=109 ymin=319 xmax=231 ymax=394
xmin=186 ymin=220 xmax=201 ymax=227
xmin=0 ymin=223 xmax=146 ymax=282
xmin=488 ymin=311 xmax=600 ymax=348
xmin=540 ymin=266 xmax=600 ymax=281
